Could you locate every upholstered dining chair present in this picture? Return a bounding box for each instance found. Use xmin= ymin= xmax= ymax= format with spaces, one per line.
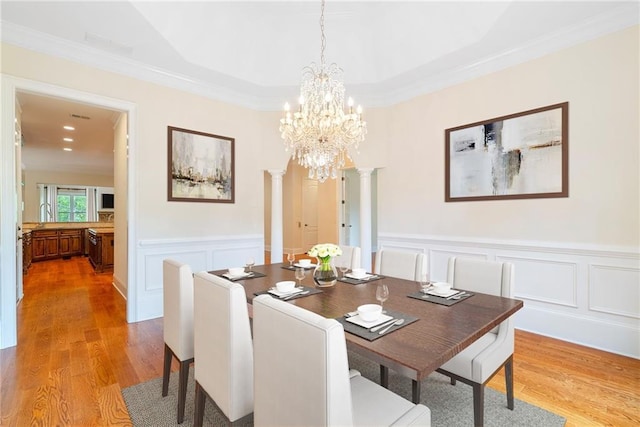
xmin=193 ymin=272 xmax=254 ymax=427
xmin=252 ymin=294 xmax=431 ymax=426
xmin=161 ymin=259 xmax=194 ymax=424
xmin=335 ymin=245 xmax=362 ymax=270
xmin=374 ymin=248 xmax=426 ymax=281
xmin=436 ymin=257 xmax=515 ymax=427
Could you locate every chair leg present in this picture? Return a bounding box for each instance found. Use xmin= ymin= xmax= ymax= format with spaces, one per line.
xmin=505 ymin=356 xmax=514 ymax=410
xmin=194 ymin=381 xmax=206 ymax=427
xmin=472 ymin=383 xmax=485 ymax=427
xmin=177 ymin=359 xmax=190 ymax=424
xmin=450 ymin=377 xmax=456 ymax=385
xmin=162 ymin=344 xmax=172 ymax=397
xmin=380 ymin=365 xmax=389 ymax=388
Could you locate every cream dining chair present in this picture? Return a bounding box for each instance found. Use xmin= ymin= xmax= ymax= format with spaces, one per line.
xmin=374 ymin=248 xmax=426 ymax=281
xmin=161 ymin=259 xmax=194 ymax=424
xmin=193 ymin=271 xmax=254 ymax=427
xmin=252 ymin=294 xmax=431 ymax=426
xmin=436 ymin=257 xmax=515 ymax=427
xmin=335 ymin=245 xmax=362 ymax=270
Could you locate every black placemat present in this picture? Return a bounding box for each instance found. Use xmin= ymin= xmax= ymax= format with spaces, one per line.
xmin=336 ymin=309 xmax=418 ymax=341
xmin=281 ymin=265 xmax=316 ymax=271
xmin=212 ymin=271 xmax=267 ymax=281
xmin=407 ymin=290 xmax=474 ymax=306
xmin=338 ymin=274 xmax=384 ymax=285
xmin=253 ymin=286 xmax=322 ymax=301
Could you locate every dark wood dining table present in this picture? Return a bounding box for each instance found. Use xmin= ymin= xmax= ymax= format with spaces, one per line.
xmin=210 ymin=263 xmax=523 ymax=403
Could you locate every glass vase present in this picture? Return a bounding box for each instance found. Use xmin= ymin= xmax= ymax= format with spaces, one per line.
xmin=313 ymin=257 xmax=338 ymax=287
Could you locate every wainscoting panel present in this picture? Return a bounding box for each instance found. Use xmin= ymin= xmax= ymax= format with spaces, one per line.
xmin=134 ymin=234 xmax=263 ymax=322
xmin=379 ymin=233 xmax=640 ymax=358
xmin=501 ymin=256 xmax=578 ymax=307
xmin=589 ymin=264 xmax=640 ymax=318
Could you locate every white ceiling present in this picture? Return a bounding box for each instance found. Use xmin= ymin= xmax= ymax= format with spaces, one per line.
xmin=2 ymin=1 xmax=638 ymax=175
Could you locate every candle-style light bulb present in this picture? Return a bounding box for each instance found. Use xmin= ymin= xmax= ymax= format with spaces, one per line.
xmin=284 ymin=102 xmax=290 ymax=111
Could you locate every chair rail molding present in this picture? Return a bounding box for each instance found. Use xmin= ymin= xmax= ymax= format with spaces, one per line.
xmin=378 ymin=232 xmax=640 ymax=359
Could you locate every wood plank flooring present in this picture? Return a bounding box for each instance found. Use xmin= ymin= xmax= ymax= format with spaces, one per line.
xmin=1 ymin=256 xmax=639 ymax=426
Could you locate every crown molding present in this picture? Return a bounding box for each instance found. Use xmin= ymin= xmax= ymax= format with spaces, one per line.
xmin=1 ymin=3 xmax=637 ymax=111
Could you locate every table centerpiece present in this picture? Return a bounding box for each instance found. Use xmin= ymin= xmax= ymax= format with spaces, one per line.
xmin=308 ymin=243 xmax=342 ymax=287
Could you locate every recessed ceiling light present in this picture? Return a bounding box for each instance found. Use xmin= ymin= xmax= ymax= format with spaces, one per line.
xmin=63 ymin=137 xmax=74 ymax=142
xmin=63 ymin=148 xmax=72 ymax=152
xmin=63 ymin=125 xmax=75 ymax=131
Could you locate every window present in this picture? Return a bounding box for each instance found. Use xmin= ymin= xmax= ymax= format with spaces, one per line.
xmin=56 ymin=188 xmax=87 ymax=222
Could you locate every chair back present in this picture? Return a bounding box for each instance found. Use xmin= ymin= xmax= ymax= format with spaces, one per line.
xmin=253 ymin=294 xmax=353 ymax=427
xmin=447 ymin=257 xmax=514 ymax=336
xmin=193 ymin=272 xmax=254 ymax=422
xmin=335 ymin=245 xmax=362 ymax=270
xmin=162 ymin=259 xmax=194 ymax=361
xmin=446 ymin=257 xmax=513 ymax=298
xmin=374 ymin=249 xmax=426 ymax=281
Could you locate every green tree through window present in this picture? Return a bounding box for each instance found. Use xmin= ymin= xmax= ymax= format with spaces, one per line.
xmin=57 ymin=191 xmax=87 ymax=222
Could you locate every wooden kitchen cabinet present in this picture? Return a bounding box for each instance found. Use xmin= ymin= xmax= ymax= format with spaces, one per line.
xmin=31 ymin=228 xmax=84 ymax=261
xmin=59 ymin=229 xmax=83 ymax=257
xmin=32 ymin=230 xmax=60 ymax=261
xmin=88 ymin=228 xmax=114 ymax=273
xmin=22 ymin=231 xmax=32 ymax=273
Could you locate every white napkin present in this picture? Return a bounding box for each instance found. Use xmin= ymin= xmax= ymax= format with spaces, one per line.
xmin=425 ymin=288 xmax=459 ymax=298
xmin=223 ymin=271 xmax=250 ymax=279
xmin=345 ymin=272 xmax=374 ymax=280
xmin=268 ymin=287 xmax=304 ymax=298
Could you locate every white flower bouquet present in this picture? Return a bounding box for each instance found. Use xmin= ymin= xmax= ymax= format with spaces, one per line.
xmin=308 ymin=243 xmax=342 ymax=261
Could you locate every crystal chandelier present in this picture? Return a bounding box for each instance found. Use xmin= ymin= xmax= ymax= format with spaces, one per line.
xmin=279 ymin=0 xmax=367 ymax=182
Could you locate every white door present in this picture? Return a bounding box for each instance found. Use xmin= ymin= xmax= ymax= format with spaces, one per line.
xmin=342 ymin=169 xmax=360 ymax=246
xmin=302 ymin=177 xmax=318 ymax=252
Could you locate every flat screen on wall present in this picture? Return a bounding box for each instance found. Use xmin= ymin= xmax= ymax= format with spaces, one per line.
xmin=101 ymin=193 xmax=114 ymax=209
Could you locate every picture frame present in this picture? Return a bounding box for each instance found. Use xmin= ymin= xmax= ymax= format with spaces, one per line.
xmin=445 ymin=102 xmax=568 ymax=202
xmin=168 ymin=126 xmax=235 ymax=203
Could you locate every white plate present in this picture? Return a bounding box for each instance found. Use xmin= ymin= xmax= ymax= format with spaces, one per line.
xmin=426 ymin=288 xmax=459 ymax=298
xmin=294 ymin=263 xmax=316 ymax=268
xmin=346 ymin=313 xmax=392 ymax=328
xmin=223 ymin=272 xmax=250 ymax=279
xmin=268 ymin=287 xmax=304 ymax=298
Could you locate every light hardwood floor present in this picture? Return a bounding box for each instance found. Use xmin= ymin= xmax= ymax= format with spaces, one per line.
xmin=1 ymin=256 xmax=638 ymax=426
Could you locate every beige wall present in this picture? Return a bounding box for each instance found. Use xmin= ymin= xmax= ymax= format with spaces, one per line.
xmin=378 ymin=26 xmax=639 ymax=248
xmin=2 ymin=43 xmax=269 ymax=240
xmin=22 ymin=169 xmax=114 ymax=222
xmin=3 ymin=25 xmax=638 ymax=252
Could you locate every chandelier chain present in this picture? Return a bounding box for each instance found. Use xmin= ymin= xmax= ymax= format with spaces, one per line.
xmin=320 ymin=0 xmax=326 ymax=66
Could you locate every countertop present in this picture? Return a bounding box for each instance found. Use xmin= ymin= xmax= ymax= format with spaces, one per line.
xmin=87 ymin=228 xmax=114 ymax=235
xmin=22 ymin=222 xmax=114 ymax=233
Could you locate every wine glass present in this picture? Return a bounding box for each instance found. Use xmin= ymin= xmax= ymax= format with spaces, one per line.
xmin=287 ymin=253 xmax=295 ymax=267
xmin=339 ymin=265 xmax=349 ymax=278
xmin=376 ymin=283 xmax=389 ymax=311
xmin=419 ymin=272 xmax=431 ymax=293
xmin=245 ymin=257 xmax=255 ymax=273
xmin=295 ymin=267 xmax=306 ymax=288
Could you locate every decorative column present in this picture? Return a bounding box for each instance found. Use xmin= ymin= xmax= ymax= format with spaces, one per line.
xmin=358 ymin=168 xmax=373 ymax=272
xmin=269 ymin=170 xmax=285 ymax=263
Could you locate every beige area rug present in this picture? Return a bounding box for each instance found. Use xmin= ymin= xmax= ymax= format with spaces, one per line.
xmin=122 ymin=351 xmax=565 ymax=426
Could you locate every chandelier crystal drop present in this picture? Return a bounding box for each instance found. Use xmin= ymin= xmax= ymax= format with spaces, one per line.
xmin=279 ymin=0 xmax=367 ymax=183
